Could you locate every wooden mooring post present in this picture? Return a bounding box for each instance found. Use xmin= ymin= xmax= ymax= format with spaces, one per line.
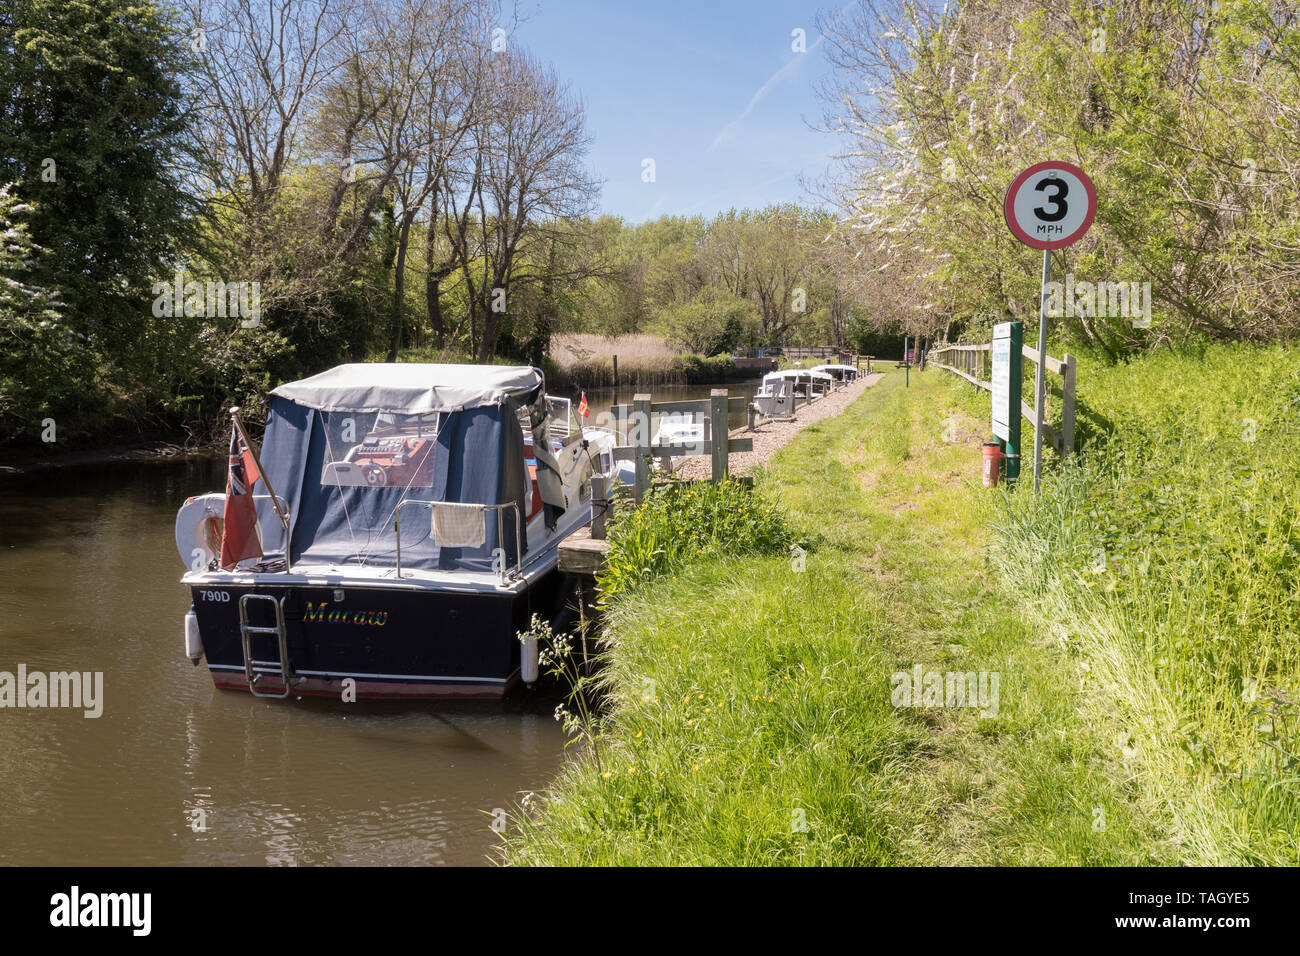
xmin=710 ymin=389 xmax=728 ymax=482
xmin=558 ymin=473 xmax=610 ymax=576
xmin=632 ymin=392 xmax=652 ymax=502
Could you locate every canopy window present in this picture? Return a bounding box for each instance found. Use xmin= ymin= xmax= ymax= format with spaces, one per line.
xmin=255 ymin=403 xmax=527 ymax=573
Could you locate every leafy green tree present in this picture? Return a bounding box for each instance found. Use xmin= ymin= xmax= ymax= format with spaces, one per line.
xmin=0 ymin=0 xmax=199 ymax=435
xmin=818 ymin=0 xmax=1300 ymax=350
xmin=0 ymin=184 xmax=84 ymax=438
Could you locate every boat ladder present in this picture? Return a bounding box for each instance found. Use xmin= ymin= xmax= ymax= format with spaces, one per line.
xmin=238 ymin=593 xmax=298 ymax=699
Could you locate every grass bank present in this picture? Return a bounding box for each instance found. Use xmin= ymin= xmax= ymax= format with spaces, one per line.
xmin=503 ymin=367 xmax=1161 ymax=865
xmin=984 ymin=343 xmax=1300 ymax=865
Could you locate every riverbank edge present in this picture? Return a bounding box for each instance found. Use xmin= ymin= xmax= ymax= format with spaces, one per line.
xmin=0 ymin=440 xmax=219 ymax=478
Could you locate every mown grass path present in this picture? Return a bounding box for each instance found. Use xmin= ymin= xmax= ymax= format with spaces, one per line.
xmin=505 ymin=368 xmax=1164 ymax=865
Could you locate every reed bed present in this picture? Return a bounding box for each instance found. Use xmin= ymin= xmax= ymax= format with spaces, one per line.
xmin=548 ymin=333 xmax=740 ymax=389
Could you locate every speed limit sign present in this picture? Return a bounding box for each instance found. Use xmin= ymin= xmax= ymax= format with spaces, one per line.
xmin=1004 ymin=161 xmax=1096 ymax=249
xmin=1001 ymin=160 xmax=1096 ymax=495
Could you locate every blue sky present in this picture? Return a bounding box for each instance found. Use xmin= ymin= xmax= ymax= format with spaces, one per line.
xmin=514 ymin=0 xmax=837 ymax=223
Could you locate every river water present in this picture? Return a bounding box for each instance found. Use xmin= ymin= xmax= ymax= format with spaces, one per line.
xmin=0 ymin=380 xmax=758 ymax=866
xmin=0 ymin=458 xmax=567 ymax=866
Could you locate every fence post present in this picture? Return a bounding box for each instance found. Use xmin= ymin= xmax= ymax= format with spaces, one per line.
xmin=710 ymin=389 xmax=728 ymax=482
xmin=633 ymin=392 xmax=651 ymax=502
xmin=1061 ymin=353 xmax=1076 ymax=456
xmin=590 ymin=474 xmax=606 ymax=539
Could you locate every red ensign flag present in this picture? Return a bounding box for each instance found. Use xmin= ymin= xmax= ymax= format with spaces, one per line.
xmin=578 ymin=391 xmax=589 ymax=418
xmin=219 ymin=426 xmax=263 ymax=570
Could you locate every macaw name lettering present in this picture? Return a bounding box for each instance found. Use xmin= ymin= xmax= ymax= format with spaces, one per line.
xmin=302 ymin=602 xmax=388 ymax=626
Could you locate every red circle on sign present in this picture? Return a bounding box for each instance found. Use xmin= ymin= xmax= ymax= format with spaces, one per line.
xmin=1004 ymin=161 xmax=1096 ymax=249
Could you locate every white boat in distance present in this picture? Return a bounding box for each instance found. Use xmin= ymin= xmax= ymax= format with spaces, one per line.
xmin=758 ymin=368 xmax=834 ymax=399
xmin=809 ymin=363 xmax=859 ymax=384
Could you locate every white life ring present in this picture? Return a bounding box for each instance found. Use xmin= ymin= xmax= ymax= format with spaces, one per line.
xmin=176 ymin=493 xmax=225 ymax=571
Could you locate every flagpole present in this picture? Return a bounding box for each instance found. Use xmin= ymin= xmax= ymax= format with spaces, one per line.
xmin=230 ymin=407 xmax=291 ymax=567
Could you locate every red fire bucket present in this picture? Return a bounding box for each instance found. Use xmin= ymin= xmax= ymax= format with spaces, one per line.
xmin=982 ymin=442 xmax=1003 ymax=488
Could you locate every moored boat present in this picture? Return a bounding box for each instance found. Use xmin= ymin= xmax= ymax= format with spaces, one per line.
xmin=650 ymin=415 xmax=705 ymax=474
xmin=175 ymin=363 xmax=614 ymax=701
xmin=809 ymin=363 xmax=859 ymax=385
xmin=758 ymin=368 xmax=833 ymax=399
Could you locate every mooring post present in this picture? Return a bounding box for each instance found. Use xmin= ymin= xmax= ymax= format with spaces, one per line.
xmin=747 ymin=401 xmax=756 ymax=432
xmin=633 ymin=392 xmax=651 ymax=503
xmin=710 ymin=389 xmax=728 ymax=482
xmin=590 ymin=473 xmax=607 ymax=539
xmin=613 ymin=354 xmax=619 ymax=389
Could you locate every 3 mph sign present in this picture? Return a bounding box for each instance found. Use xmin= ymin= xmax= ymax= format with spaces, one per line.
xmin=1004 ymin=161 xmax=1096 ymax=250
xmin=1003 ymin=159 xmax=1096 ymax=494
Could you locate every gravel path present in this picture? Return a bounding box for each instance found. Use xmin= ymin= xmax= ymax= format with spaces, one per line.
xmin=674 ymin=371 xmax=885 ymax=480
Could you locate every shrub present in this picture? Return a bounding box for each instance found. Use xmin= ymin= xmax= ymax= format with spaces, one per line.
xmin=597 ymin=478 xmax=800 ymax=603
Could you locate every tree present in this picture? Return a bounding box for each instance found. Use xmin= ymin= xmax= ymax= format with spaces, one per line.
xmin=816 ymin=0 xmax=1300 ymax=349
xmin=0 ymin=184 xmax=81 ymax=437
xmin=462 ymin=49 xmax=597 ymax=361
xmin=0 ymin=0 xmax=199 ymax=434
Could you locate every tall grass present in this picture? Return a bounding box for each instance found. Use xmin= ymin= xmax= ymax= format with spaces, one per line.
xmin=551 ymin=333 xmax=682 ymax=365
xmin=985 ymin=343 xmax=1300 ymax=863
xmin=375 ymin=335 xmax=744 ymax=390
xmin=550 ymin=333 xmax=681 ymax=387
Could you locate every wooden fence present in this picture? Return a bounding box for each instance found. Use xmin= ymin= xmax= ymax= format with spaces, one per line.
xmin=608 ymin=389 xmax=754 ymax=502
xmin=782 ymin=345 xmax=858 ymax=362
xmin=927 ymin=341 xmax=1077 ymax=455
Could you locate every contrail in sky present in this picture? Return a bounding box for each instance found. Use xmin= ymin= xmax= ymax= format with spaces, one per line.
xmin=707 ymin=32 xmax=825 ymax=153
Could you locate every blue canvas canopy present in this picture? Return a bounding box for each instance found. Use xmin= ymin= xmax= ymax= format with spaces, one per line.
xmin=253 ymin=364 xmax=555 ymax=572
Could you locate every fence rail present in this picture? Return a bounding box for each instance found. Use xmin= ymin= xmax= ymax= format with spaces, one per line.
xmin=609 ymin=389 xmax=754 ymax=501
xmin=927 ymin=341 xmax=1076 ymax=455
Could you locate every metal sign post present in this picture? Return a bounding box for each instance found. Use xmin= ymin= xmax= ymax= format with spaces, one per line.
xmin=1003 ymin=161 xmax=1096 ymax=493
xmin=1032 ymin=249 xmax=1050 ymax=492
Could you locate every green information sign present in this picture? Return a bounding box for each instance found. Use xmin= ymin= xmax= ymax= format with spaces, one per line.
xmin=991 ymin=321 xmax=1022 ymax=482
